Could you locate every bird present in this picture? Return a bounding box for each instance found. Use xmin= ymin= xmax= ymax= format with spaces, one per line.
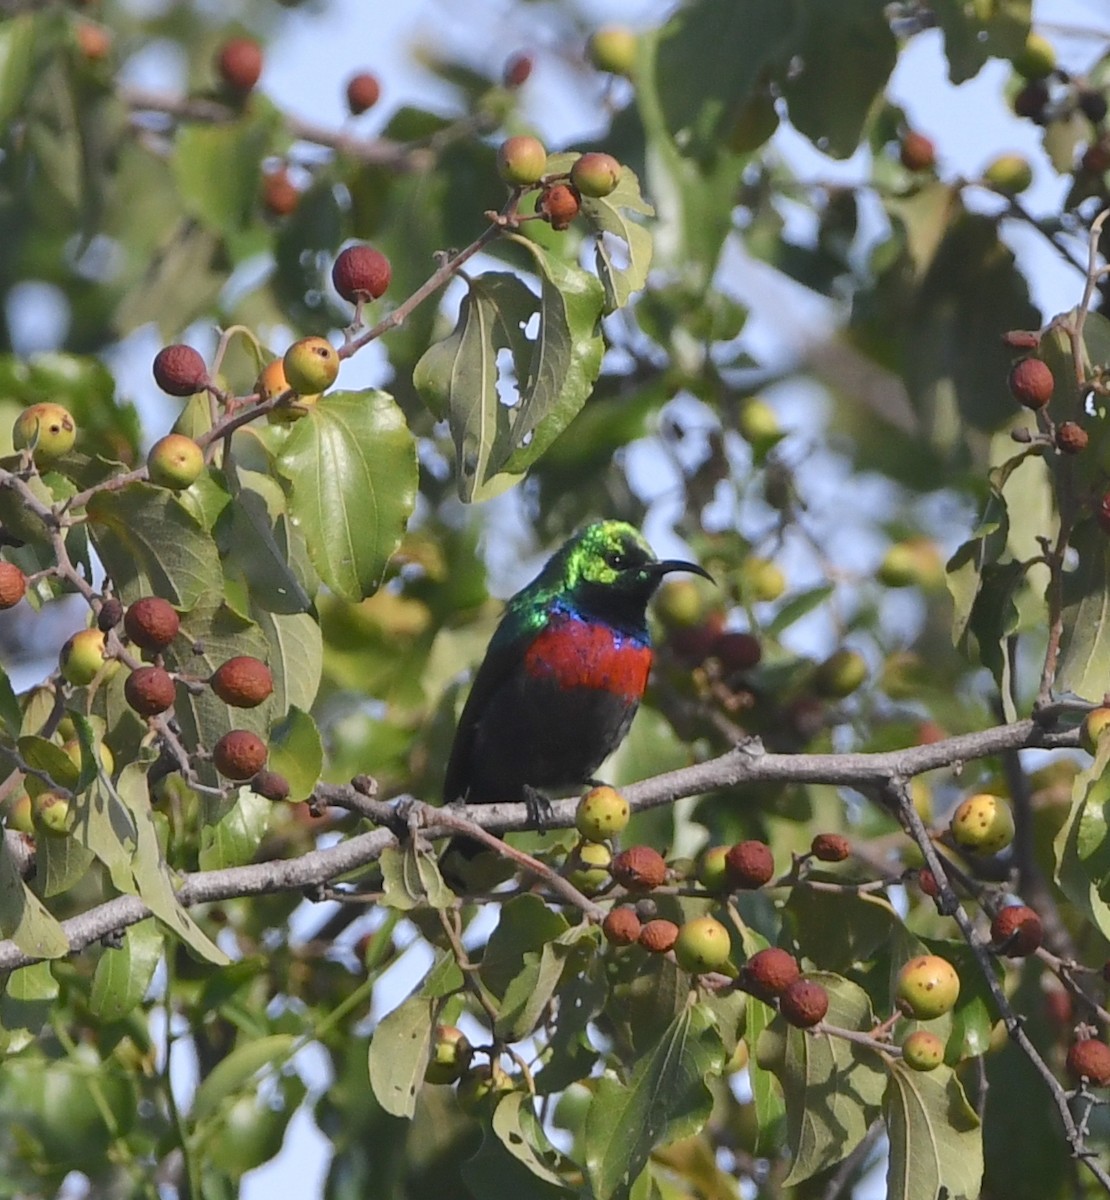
xmin=442 ymin=519 xmax=713 ymax=828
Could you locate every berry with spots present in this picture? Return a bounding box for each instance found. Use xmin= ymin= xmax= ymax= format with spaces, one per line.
xmin=638 ymin=918 xmax=679 ymax=953
xmin=124 ymin=666 xmax=176 ymax=717
xmin=210 ymin=656 xmax=273 ymax=708
xmin=743 ymin=947 xmax=800 ymax=1000
xmin=212 ymin=730 xmax=268 ymax=781
xmin=950 ymin=793 xmax=1015 ymax=855
xmin=902 ymin=1030 xmax=945 ymax=1071
xmin=124 ymin=597 xmax=179 ymax=651
xmin=13 ymin=403 xmax=76 ymax=464
xmin=602 ymin=906 xmax=642 ymax=946
xmin=611 ymin=845 xmax=667 ymax=890
xmin=811 ymin=833 xmax=850 ymax=862
xmin=283 ymin=337 xmax=339 ymax=394
xmin=565 ymin=841 xmax=612 ymax=894
xmin=147 ymin=434 xmax=204 ymax=490
xmin=575 ymin=785 xmax=630 ymax=841
xmin=674 ymin=916 xmax=732 ymax=974
xmin=895 ymin=955 xmax=960 ymax=1019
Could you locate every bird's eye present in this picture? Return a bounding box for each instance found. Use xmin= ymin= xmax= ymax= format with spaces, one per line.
xmin=607 ymin=550 xmax=628 ymax=569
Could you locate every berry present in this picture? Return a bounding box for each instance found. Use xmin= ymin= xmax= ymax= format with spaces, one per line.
xmin=424 ymin=1025 xmax=472 ymax=1085
xmin=587 ymin=26 xmax=637 ymax=76
xmin=743 ymin=947 xmax=800 ymax=999
xmin=497 ymin=135 xmax=548 ymax=186
xmin=918 ymin=868 xmax=940 ymax=899
xmin=283 ymin=336 xmax=339 ymax=394
xmin=565 ymin=841 xmax=612 ymax=894
xmin=813 ymin=649 xmax=867 ymax=698
xmin=1008 ymin=358 xmax=1053 ymax=409
xmin=33 ymin=791 xmax=71 ymax=836
xmin=611 ymin=845 xmax=667 ymax=891
xmin=332 ymin=244 xmax=392 ymax=303
xmin=124 ymin=666 xmax=176 ymax=717
xmin=1082 ymin=139 xmax=1110 ymax=175
xmin=741 ymin=557 xmax=786 ymax=602
xmin=1082 ymin=707 xmax=1110 ymax=754
xmin=737 ymin=397 xmax=781 ymax=448
xmin=75 ymin=21 xmax=111 ymax=61
xmin=345 ymin=72 xmax=381 ymax=115
xmin=668 ymin=611 xmax=725 ymax=663
xmin=216 ymin=37 xmax=263 ymax=95
xmin=251 ymin=769 xmax=290 ymax=802
xmin=60 ymin=629 xmax=116 ymax=687
xmin=6 ymin=792 xmax=32 ymax=835
xmin=711 ymin=631 xmax=762 ymax=672
xmin=1079 ymin=88 xmax=1109 ymax=125
xmin=674 ymin=916 xmax=732 ymax=974
xmin=575 ymin=785 xmax=630 ymax=841
xmin=256 ymin=359 xmax=291 ymax=401
xmin=779 ymin=979 xmax=829 ymax=1028
xmin=538 ymin=183 xmax=580 ymax=230
xmin=655 ymin=579 xmax=706 ymax=629
xmin=1056 ymin=421 xmax=1088 ymax=454
xmin=902 ymin=1030 xmax=945 ymax=1071
xmin=950 ymin=793 xmax=1015 ymax=855
xmin=895 ymin=955 xmax=961 ymax=1019
xmin=1067 ymin=1040 xmax=1110 ymax=1088
xmin=61 ymin=738 xmax=113 ymax=777
xmin=147 ymin=434 xmax=204 ymax=490
xmin=210 ymin=656 xmax=274 ymax=708
xmin=990 ymin=904 xmax=1043 ymax=956
xmin=725 ymin=840 xmax=774 ymax=890
xmin=13 ymin=403 xmax=76 ymax=463
xmin=261 ymin=168 xmax=299 ymax=217
xmin=1045 ymin=987 xmax=1073 ymax=1028
xmin=0 ymin=562 xmax=27 ymax=609
xmin=97 ymin=597 xmax=123 ymax=631
xmin=212 ymin=730 xmax=268 ymax=781
xmin=456 ymin=1062 xmax=512 ymax=1109
xmin=570 ymin=152 xmax=621 ymax=198
xmin=152 ymin=344 xmax=208 ymax=396
xmin=638 ymin=918 xmax=679 ymax=953
xmin=983 ymin=153 xmax=1034 ymax=195
xmin=1013 ymin=31 xmax=1057 ymax=80
xmin=1002 ymin=329 xmax=1041 ymax=350
xmin=697 ymin=845 xmax=730 ymax=892
xmin=124 ymin=597 xmax=180 ymax=651
xmin=602 ymin=906 xmax=642 ymax=946
xmin=899 ymin=131 xmax=936 ymax=171
xmin=503 ymin=53 xmax=533 ymax=88
xmin=811 ymin=833 xmax=850 ymax=862
xmin=1013 ymin=80 xmax=1049 ymax=121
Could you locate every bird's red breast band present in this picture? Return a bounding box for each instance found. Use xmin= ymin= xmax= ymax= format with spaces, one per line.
xmin=522 ymin=613 xmax=652 ymax=700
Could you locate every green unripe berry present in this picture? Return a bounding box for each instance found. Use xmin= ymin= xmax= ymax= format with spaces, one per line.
xmin=283 ymin=337 xmax=340 ymax=395
xmin=813 ymin=649 xmax=868 ymax=698
xmin=1013 ymin=31 xmax=1057 ymax=80
xmin=587 ymin=26 xmax=638 ymax=76
xmin=575 ymin=785 xmax=630 ymax=841
xmin=456 ymin=1062 xmax=513 ymax=1111
xmin=60 ymin=629 xmax=117 ymax=687
xmin=674 ymin=915 xmax=732 ymax=974
xmin=496 ymin=135 xmax=548 ymax=186
xmin=949 ymin=793 xmax=1015 ymax=855
xmin=424 ymin=1025 xmax=472 ymax=1085
xmin=13 ymin=403 xmax=76 ymax=463
xmin=895 ymin=954 xmax=960 ymax=1020
xmin=983 ymin=153 xmax=1034 ymax=196
xmin=697 ymin=844 xmax=730 ymax=892
xmin=570 ymin=152 xmax=621 ymax=198
xmin=565 ymin=841 xmax=612 ymax=894
xmin=737 ymin=398 xmax=780 ymax=449
xmin=6 ymin=792 xmax=33 ymax=834
xmin=741 ymin=557 xmax=786 ymax=602
xmin=655 ymin=579 xmax=707 ymax=629
xmin=902 ymin=1030 xmax=945 ymax=1071
xmin=1081 ymin=708 xmax=1110 ymax=754
xmin=147 ymin=434 xmax=204 ymax=490
xmin=33 ymin=791 xmax=71 ymax=835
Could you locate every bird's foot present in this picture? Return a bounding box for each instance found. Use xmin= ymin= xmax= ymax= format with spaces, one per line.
xmin=523 ymin=785 xmax=554 ymax=832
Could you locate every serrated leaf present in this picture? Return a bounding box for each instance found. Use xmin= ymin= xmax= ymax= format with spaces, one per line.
xmin=89 ymin=919 xmax=163 ymax=1020
xmin=756 ymin=974 xmax=887 ymax=1184
xmin=480 ymin=894 xmax=569 ymax=999
xmin=87 ymin=485 xmax=222 ymax=609
xmin=192 ymin=1034 xmax=296 ymax=1123
xmin=274 ymin=390 xmax=417 ymax=601
xmin=198 ymin=787 xmax=271 ymax=870
xmin=367 ymin=993 xmax=436 ymax=1118
xmin=0 ymin=835 xmax=69 ymax=959
xmin=884 ymin=1062 xmax=982 ymax=1200
xmin=584 ymin=1003 xmax=723 ymax=1200
xmin=265 ymin=706 xmax=322 ymax=802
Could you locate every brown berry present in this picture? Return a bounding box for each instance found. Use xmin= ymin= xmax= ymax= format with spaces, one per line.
xmin=124 ymin=666 xmax=176 ymax=717
xmin=503 ymin=52 xmax=533 ymax=88
xmin=153 ymin=344 xmax=208 ymax=397
xmin=75 ymin=21 xmax=111 ymax=61
xmin=1067 ymin=1039 xmax=1110 ymax=1087
xmin=899 ymin=131 xmax=936 ymax=171
xmin=1056 ymin=421 xmax=1089 ymax=454
xmin=1001 ymin=329 xmax=1041 ymax=350
xmin=251 ymin=769 xmax=290 ymax=803
xmin=779 ymin=978 xmax=829 ymax=1028
xmin=332 ymin=244 xmax=391 ymax=303
xmin=1008 ymin=358 xmax=1054 ymax=409
xmin=724 ymin=840 xmax=775 ymax=889
xmin=0 ymin=562 xmax=26 ymax=609
xmin=1079 ymin=89 xmax=1109 ymax=125
xmin=1045 ymin=986 xmax=1073 ymax=1027
xmin=743 ymin=947 xmax=801 ymax=999
xmin=538 ymin=183 xmax=580 ymax=230
xmin=261 ymin=168 xmax=299 ymax=217
xmin=918 ymin=867 xmax=940 ymax=899
xmin=990 ymin=904 xmax=1043 ymax=956
xmin=602 ymin=906 xmax=642 ymax=946
xmin=210 ymin=656 xmax=273 ymax=708
xmin=638 ymin=918 xmax=679 ymax=953
xmin=711 ymin=631 xmax=762 ymax=672
xmin=124 ymin=597 xmax=180 ymax=651
xmin=97 ymin=597 xmax=123 ymax=631
xmin=1082 ymin=139 xmax=1110 ymax=175
xmin=811 ymin=833 xmax=850 ymax=862
xmin=669 ymin=611 xmax=725 ymax=663
xmin=213 ymin=730 xmax=268 ymax=781
xmin=1013 ymin=79 xmax=1049 ymax=121
xmin=216 ymin=37 xmax=263 ymax=95
xmin=345 ymin=72 xmax=381 ymax=115
xmin=611 ymin=845 xmax=668 ymax=891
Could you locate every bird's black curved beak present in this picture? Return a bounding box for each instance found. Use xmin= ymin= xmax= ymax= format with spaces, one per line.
xmin=652 ymin=559 xmax=716 ymax=584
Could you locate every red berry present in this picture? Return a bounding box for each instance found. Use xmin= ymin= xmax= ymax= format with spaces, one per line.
xmin=124 ymin=666 xmax=176 ymax=717
xmin=153 ymin=344 xmax=208 ymax=397
xmin=497 ymin=136 xmax=548 ymax=186
xmin=538 ymin=183 xmax=580 ymax=231
xmin=918 ymin=867 xmax=940 ymax=899
xmin=1082 ymin=138 xmax=1110 ymax=175
xmin=779 ymin=978 xmax=829 ymax=1028
xmin=503 ymin=52 xmax=533 ymax=88
xmin=261 ymin=168 xmax=299 ymax=217
xmin=124 ymin=597 xmax=180 ymax=651
xmin=990 ymin=904 xmax=1043 ymax=956
xmin=724 ymin=840 xmax=775 ymax=889
xmin=638 ymin=918 xmax=679 ymax=953
xmin=345 ymin=71 xmax=381 ymax=115
xmin=1067 ymin=1039 xmax=1110 ymax=1087
xmin=811 ymin=833 xmax=850 ymax=862
xmin=0 ymin=562 xmax=26 ymax=609
xmin=569 ymin=152 xmax=622 ymax=198
xmin=1008 ymin=358 xmax=1054 ymax=409
xmin=210 ymin=656 xmax=273 ymax=708
xmin=1056 ymin=421 xmax=1089 ymax=454
xmin=711 ymin=631 xmax=762 ymax=672
xmin=899 ymin=131 xmax=936 ymax=171
xmin=611 ymin=845 xmax=668 ymax=891
xmin=1001 ymin=329 xmax=1041 ymax=350
xmin=332 ymin=244 xmax=392 ymax=303
xmin=251 ymin=769 xmax=290 ymax=802
xmin=216 ymin=37 xmax=263 ymax=95
xmin=212 ymin=730 xmax=268 ymax=781
xmin=743 ymin=947 xmax=801 ymax=999
xmin=1045 ymin=987 xmax=1073 ymax=1027
xmin=602 ymin=906 xmax=642 ymax=946
xmin=669 ymin=611 xmax=725 ymax=663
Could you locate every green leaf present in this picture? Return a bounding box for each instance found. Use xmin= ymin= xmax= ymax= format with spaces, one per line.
xmin=1053 ymin=738 xmax=1110 ymax=941
xmin=0 ymin=15 xmax=37 ymax=129
xmin=0 ymin=664 xmax=21 ymax=739
xmin=0 ymin=961 xmax=59 ymax=1045
xmin=171 ymin=112 xmax=277 ymax=237
xmin=17 ymin=735 xmax=78 ymax=792
xmin=274 ymin=390 xmax=417 ymax=601
xmin=584 ymin=1002 xmax=723 ymax=1200
xmin=884 ymin=1062 xmax=982 ymax=1200
xmin=249 ymin=608 xmax=323 ymax=717
xmin=932 ymin=0 xmax=1030 ymax=84
xmin=1056 ymin=521 xmax=1110 ymax=702
xmin=264 ymin=706 xmax=322 ymax=803
xmin=745 ymin=993 xmax=786 ymax=1153
xmin=756 ymin=974 xmax=887 ymax=1184
xmin=463 ymin=1103 xmax=576 ymax=1197
xmin=766 ymin=585 xmax=836 ymax=637
xmin=89 ymin=919 xmax=163 ymax=1020
xmin=0 ymin=835 xmax=69 ymax=960
xmin=378 ymin=844 xmax=455 ymax=912
xmin=36 ymin=828 xmax=95 ymax=899
xmin=947 ymin=492 xmax=1010 ymax=648
xmin=198 ymin=787 xmax=271 ymax=870
xmin=496 ymin=924 xmax=600 ymax=1043
xmin=192 ymin=1034 xmax=296 ymax=1123
xmin=480 ymin=894 xmax=569 ymax=999
xmin=87 ymin=484 xmax=222 ymax=609
xmin=491 ymin=1092 xmax=574 ymax=1188
xmin=785 ymin=890 xmax=900 ymax=972
xmin=74 ymin=776 xmax=137 ymax=894
xmin=366 ymin=994 xmax=436 ymax=1119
